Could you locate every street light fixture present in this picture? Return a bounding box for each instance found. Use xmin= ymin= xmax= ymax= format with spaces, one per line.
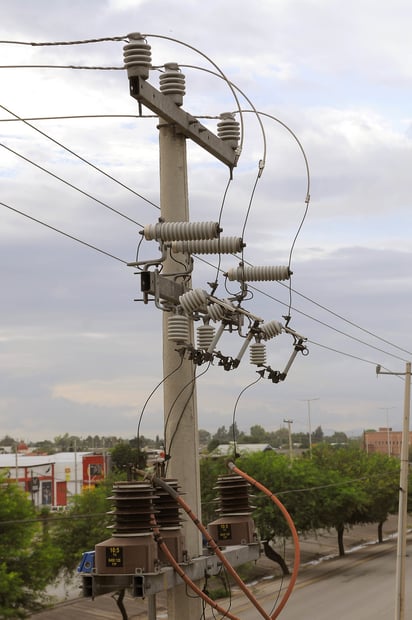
xmin=300 ymin=398 xmax=319 ymax=459
xmin=283 ymin=418 xmax=293 ymax=460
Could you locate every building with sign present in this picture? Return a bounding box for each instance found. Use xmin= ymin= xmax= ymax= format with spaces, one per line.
xmin=0 ymin=451 xmax=108 ymax=508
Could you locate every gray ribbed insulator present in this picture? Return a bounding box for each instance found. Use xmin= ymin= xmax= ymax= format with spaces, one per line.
xmin=250 ymin=342 xmax=266 ymax=365
xmin=123 ymin=34 xmax=152 ymax=79
xmin=159 ymin=63 xmax=186 ymax=106
xmin=143 ymin=221 xmax=220 ymax=242
xmin=168 ymin=315 xmax=189 ymax=343
xmin=261 ymin=320 xmax=283 ymax=340
xmin=179 ymin=289 xmax=208 ymax=315
xmin=217 ymin=112 xmax=240 ymax=148
xmin=197 ymin=324 xmax=216 ymax=349
xmin=171 ymin=237 xmax=244 ymax=255
xmin=207 ymin=299 xmax=234 ymax=322
xmin=226 ymin=265 xmax=291 ymax=282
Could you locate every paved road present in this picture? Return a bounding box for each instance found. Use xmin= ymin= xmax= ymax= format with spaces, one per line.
xmin=205 ymin=538 xmax=411 ymax=619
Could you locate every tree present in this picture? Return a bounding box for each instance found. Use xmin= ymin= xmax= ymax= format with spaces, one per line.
xmin=52 ymin=479 xmax=114 ymax=575
xmin=0 ymin=476 xmax=62 ymax=617
xmin=110 ymin=443 xmax=147 ymax=477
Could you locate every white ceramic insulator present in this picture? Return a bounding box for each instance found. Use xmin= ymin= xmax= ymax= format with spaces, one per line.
xmin=197 ymin=324 xmax=216 ymax=349
xmin=143 ymin=221 xmax=220 ymax=242
xmin=159 ymin=63 xmax=185 ymax=105
xmin=217 ymin=113 xmax=240 ymax=147
xmin=261 ymin=320 xmax=283 ymax=340
xmin=123 ymin=35 xmax=152 ymax=79
xmin=226 ymin=265 xmax=291 ymax=282
xmin=179 ymin=288 xmax=208 ymax=314
xmin=168 ymin=315 xmax=189 ymax=343
xmin=250 ymin=342 xmax=266 ymax=365
xmin=171 ymin=237 xmax=244 ymax=255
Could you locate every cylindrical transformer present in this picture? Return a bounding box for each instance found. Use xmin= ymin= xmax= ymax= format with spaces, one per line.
xmin=207 ymin=474 xmax=256 ymax=546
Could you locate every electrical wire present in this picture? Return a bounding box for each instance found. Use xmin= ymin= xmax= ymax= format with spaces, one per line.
xmin=0 ymin=201 xmax=127 ymax=264
xmin=0 ymin=103 xmax=160 ymax=210
xmin=228 ymin=461 xmax=300 ymax=619
xmin=231 ymin=375 xmax=263 ymax=455
xmin=0 ymin=142 xmax=144 ymax=227
xmin=0 ymin=36 xmax=128 ymax=46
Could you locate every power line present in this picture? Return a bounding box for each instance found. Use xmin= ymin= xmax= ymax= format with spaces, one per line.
xmin=0 ymin=103 xmax=160 ymax=210
xmin=0 ymin=201 xmax=127 ymax=264
xmin=0 ymin=142 xmax=144 ymax=227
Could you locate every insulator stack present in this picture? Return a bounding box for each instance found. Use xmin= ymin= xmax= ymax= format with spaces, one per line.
xmin=179 ymin=288 xmax=208 ymax=314
xmin=171 ymin=237 xmax=244 ymax=255
xmin=168 ymin=314 xmax=189 ymax=343
xmin=250 ymin=342 xmax=266 ymax=365
xmin=197 ymin=324 xmax=216 ymax=349
xmin=143 ymin=221 xmax=220 ymax=242
xmin=108 ymin=481 xmax=157 ymax=536
xmin=261 ymin=320 xmax=283 ymax=340
xmin=213 ymin=475 xmax=254 ymax=516
xmin=153 ymin=479 xmax=185 ymax=563
xmin=207 ymin=299 xmax=234 ymax=321
xmin=207 ymin=474 xmax=256 ymax=546
xmin=94 ymin=481 xmax=158 ymax=574
xmin=153 ymin=479 xmax=182 ymax=529
xmin=226 ymin=265 xmax=291 ymax=282
xmin=159 ymin=63 xmax=186 ymax=106
xmin=123 ymin=33 xmax=152 ymax=79
xmin=217 ymin=112 xmax=240 ymax=148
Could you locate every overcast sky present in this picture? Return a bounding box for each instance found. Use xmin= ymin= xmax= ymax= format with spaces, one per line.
xmin=1 ymin=0 xmax=411 ymax=444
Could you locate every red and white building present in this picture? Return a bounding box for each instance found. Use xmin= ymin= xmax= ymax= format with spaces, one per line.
xmin=0 ymin=451 xmax=107 ymax=508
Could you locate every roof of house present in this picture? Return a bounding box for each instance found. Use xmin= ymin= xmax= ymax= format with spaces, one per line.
xmin=209 ymin=443 xmax=276 ymax=457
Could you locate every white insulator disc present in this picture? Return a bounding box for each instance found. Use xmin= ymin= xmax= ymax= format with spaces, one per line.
xmin=250 ymin=343 xmax=266 ymax=365
xmin=179 ymin=289 xmax=208 ymax=314
xmin=226 ymin=265 xmax=291 ymax=282
xmin=207 ymin=303 xmax=225 ymax=322
xmin=168 ymin=315 xmax=189 ymax=343
xmin=261 ymin=320 xmax=283 ymax=340
xmin=197 ymin=324 xmax=215 ymax=349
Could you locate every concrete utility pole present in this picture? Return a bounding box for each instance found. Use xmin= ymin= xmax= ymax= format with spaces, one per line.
xmin=158 ymin=116 xmax=202 ymax=619
xmin=379 ymin=406 xmax=395 ymax=456
xmin=376 ymin=362 xmax=411 ymax=620
xmin=124 ymin=38 xmax=238 ymax=619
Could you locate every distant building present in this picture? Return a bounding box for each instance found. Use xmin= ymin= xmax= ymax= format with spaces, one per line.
xmin=0 ymin=451 xmax=108 ymax=509
xmin=363 ymin=427 xmax=411 ymax=457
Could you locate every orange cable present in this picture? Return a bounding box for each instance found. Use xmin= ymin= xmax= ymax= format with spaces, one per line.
xmin=228 ymin=461 xmax=300 ymax=619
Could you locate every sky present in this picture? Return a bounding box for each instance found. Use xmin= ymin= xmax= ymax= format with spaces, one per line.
xmin=1 ymin=0 xmax=411 ymax=444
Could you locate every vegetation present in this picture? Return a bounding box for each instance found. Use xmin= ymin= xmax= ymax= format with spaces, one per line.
xmin=0 ymin=475 xmax=63 ymax=617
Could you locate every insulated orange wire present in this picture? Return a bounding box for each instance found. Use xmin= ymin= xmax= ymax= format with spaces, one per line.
xmin=151 ymin=474 xmax=272 ymax=620
xmin=227 ymin=461 xmax=300 ymax=619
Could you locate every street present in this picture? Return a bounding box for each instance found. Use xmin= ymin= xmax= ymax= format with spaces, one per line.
xmin=205 ymin=538 xmax=411 ymax=620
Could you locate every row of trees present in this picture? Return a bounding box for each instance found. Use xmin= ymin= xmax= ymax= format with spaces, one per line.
xmin=0 ymin=443 xmax=402 ymax=616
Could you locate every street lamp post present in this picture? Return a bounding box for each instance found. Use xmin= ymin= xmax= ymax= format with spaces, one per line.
xmin=283 ymin=419 xmax=293 ymax=460
xmin=301 ymin=398 xmax=319 ymax=459
xmin=379 ymin=406 xmax=395 ymax=456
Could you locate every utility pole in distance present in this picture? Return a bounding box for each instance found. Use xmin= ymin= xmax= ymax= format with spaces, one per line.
xmin=124 ymin=35 xmax=238 ymax=619
xmin=376 ymin=362 xmax=411 ymax=620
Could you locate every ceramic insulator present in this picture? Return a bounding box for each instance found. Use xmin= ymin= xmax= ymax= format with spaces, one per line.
xmin=217 ymin=113 xmax=240 ymax=148
xmin=197 ymin=324 xmax=216 ymax=349
xmin=123 ymin=34 xmax=152 ymax=79
xmin=159 ymin=63 xmax=186 ymax=106
xmin=179 ymin=289 xmax=208 ymax=314
xmin=168 ymin=315 xmax=189 ymax=343
xmin=250 ymin=342 xmax=266 ymax=365
xmin=261 ymin=320 xmax=283 ymax=340
xmin=171 ymin=237 xmax=244 ymax=255
xmin=226 ymin=265 xmax=291 ymax=282
xmin=143 ymin=221 xmax=220 ymax=242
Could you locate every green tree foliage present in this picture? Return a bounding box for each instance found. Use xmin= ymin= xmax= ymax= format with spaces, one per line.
xmin=110 ymin=443 xmax=147 ymax=476
xmin=0 ymin=477 xmax=62 ymax=617
xmin=52 ymin=479 xmax=113 ymax=575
